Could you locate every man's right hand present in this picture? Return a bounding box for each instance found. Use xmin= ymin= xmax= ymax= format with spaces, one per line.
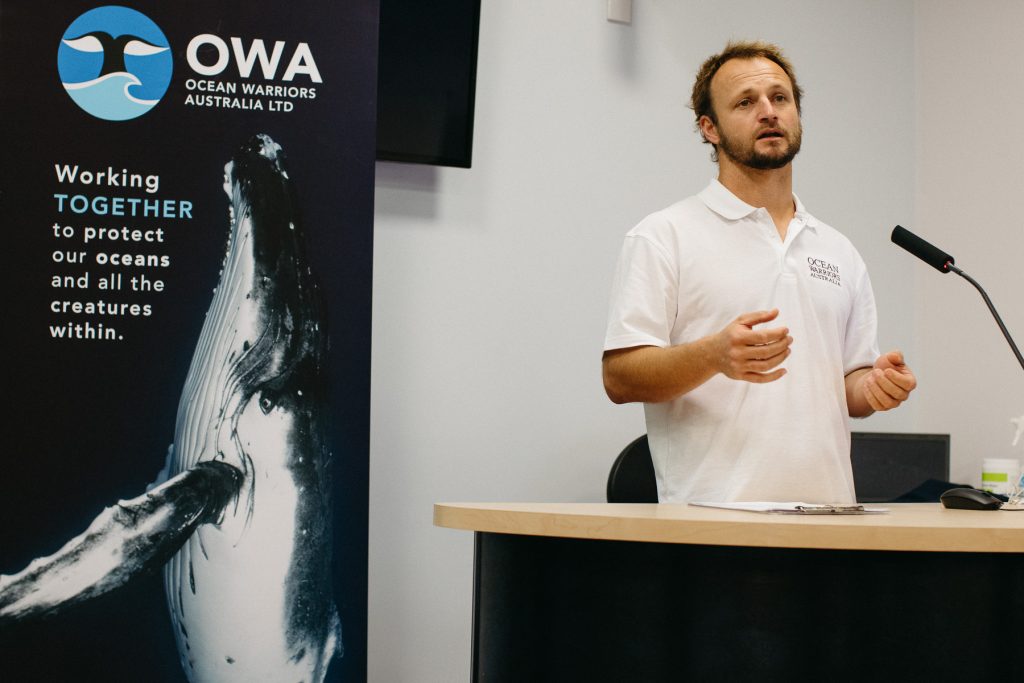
xmin=602 ymin=308 xmax=793 ymax=404
xmin=712 ymin=308 xmax=792 ymax=383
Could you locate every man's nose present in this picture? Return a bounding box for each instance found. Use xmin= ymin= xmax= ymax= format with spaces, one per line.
xmin=756 ymin=96 xmax=778 ymax=121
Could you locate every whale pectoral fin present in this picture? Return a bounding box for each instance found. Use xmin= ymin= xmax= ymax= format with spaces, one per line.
xmin=0 ymin=461 xmax=242 ymax=623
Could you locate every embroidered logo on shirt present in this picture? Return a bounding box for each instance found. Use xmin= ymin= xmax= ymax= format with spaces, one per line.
xmin=807 ymin=257 xmax=841 ymax=287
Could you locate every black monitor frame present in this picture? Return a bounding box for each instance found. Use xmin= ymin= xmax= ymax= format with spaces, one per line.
xmin=850 ymin=431 xmax=950 ymax=503
xmin=376 ymin=0 xmax=481 ymax=168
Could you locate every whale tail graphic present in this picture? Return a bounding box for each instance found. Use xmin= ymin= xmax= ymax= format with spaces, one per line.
xmin=62 ymin=31 xmax=169 ymax=78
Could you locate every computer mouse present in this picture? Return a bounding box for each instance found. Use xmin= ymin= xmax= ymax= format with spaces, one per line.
xmin=939 ymin=487 xmax=1003 ymax=510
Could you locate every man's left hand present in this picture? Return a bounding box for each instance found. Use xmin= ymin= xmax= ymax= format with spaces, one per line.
xmin=858 ymin=350 xmax=917 ymax=412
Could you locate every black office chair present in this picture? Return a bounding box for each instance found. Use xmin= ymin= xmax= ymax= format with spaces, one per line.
xmin=606 ymin=434 xmax=658 ymax=503
xmin=608 ymin=431 xmax=955 ymax=504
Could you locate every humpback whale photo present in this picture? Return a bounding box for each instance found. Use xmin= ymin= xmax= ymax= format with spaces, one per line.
xmin=0 ymin=134 xmax=341 ymax=683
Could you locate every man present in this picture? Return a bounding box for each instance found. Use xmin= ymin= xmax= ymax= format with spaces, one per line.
xmin=602 ymin=41 xmax=916 ymax=504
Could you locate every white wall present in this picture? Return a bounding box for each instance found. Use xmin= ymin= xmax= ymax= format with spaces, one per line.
xmin=913 ymin=0 xmax=1024 ymax=484
xmin=369 ymin=2 xmax=920 ymax=680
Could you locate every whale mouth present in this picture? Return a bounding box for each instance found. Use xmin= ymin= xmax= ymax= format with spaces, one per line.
xmin=173 ymin=134 xmax=326 ymax=511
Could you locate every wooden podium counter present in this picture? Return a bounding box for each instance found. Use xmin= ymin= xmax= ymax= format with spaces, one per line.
xmin=435 ymin=503 xmax=1023 ymax=681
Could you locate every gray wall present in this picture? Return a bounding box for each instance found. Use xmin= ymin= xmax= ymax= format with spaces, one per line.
xmin=369 ymin=1 xmax=1020 ymax=680
xmin=913 ymin=1 xmax=1024 ymax=484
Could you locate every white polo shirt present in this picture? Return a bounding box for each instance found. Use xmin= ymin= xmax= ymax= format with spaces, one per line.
xmin=605 ymin=179 xmax=879 ymax=503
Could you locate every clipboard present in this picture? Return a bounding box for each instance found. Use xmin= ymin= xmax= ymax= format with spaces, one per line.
xmin=689 ymin=501 xmax=889 ymax=514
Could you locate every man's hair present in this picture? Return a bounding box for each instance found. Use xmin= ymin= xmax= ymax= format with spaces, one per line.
xmin=690 ymin=41 xmax=804 ymax=157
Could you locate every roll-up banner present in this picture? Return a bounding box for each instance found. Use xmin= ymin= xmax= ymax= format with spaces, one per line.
xmin=0 ymin=2 xmax=375 ymax=680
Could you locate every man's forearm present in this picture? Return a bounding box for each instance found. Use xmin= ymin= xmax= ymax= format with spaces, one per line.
xmin=844 ymin=367 xmax=875 ymax=418
xmin=602 ymin=341 xmax=720 ymax=404
xmin=603 ymin=310 xmax=793 ymax=404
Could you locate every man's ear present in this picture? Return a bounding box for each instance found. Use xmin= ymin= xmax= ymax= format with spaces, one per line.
xmin=698 ymin=115 xmax=719 ymax=145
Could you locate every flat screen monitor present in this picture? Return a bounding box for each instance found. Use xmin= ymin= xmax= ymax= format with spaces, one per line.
xmin=850 ymin=432 xmax=950 ymax=503
xmin=376 ymin=0 xmax=481 ymax=168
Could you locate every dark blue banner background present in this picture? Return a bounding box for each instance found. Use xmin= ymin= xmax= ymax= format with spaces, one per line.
xmin=0 ymin=2 xmax=376 ymax=680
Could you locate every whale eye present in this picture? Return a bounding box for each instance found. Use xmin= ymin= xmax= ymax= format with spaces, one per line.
xmin=259 ymin=395 xmax=274 ymax=414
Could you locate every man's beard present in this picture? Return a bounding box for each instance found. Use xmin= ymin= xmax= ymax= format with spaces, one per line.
xmin=717 ymin=125 xmax=802 ymax=170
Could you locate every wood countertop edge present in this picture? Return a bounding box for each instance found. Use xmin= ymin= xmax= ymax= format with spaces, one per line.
xmin=433 ymin=503 xmax=1024 ymax=553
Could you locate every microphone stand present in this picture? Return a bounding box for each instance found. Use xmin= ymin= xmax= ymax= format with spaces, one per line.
xmin=946 ymin=263 xmax=1023 ymax=507
xmin=946 ymin=263 xmax=1024 ymax=372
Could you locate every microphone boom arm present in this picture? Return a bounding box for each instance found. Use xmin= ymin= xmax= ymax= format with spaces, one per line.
xmin=947 ymin=263 xmax=1024 ymax=372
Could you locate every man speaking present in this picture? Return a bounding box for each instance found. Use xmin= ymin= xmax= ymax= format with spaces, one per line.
xmin=603 ymin=41 xmax=916 ymax=503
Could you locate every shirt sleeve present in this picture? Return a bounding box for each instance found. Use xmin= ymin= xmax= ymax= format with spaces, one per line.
xmin=842 ymin=260 xmax=881 ymax=374
xmin=604 ymin=229 xmax=678 ymax=352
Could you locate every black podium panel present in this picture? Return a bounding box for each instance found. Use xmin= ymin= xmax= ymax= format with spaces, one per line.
xmin=473 ymin=532 xmax=1023 ymax=682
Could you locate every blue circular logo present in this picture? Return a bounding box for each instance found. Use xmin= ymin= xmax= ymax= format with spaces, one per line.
xmin=58 ymin=6 xmax=172 ymax=121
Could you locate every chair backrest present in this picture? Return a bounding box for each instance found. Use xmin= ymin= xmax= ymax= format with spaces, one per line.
xmin=607 ymin=431 xmax=950 ymax=504
xmin=607 ymin=434 xmax=658 ymax=503
xmin=850 ymin=431 xmax=950 ymax=503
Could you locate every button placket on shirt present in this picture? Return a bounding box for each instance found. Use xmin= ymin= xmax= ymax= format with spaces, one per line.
xmin=779 ymin=214 xmax=809 ymax=277
xmin=752 ymin=207 xmax=799 ymax=276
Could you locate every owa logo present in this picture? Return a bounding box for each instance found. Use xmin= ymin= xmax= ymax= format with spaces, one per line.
xmin=58 ymin=6 xmax=172 ymax=121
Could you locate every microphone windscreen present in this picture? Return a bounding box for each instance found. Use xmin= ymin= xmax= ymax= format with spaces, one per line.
xmin=891 ymin=225 xmax=955 ymax=273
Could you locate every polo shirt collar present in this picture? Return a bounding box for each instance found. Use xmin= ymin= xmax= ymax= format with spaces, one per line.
xmin=793 ymin=195 xmax=818 ymax=232
xmin=699 ymin=178 xmax=819 ymax=231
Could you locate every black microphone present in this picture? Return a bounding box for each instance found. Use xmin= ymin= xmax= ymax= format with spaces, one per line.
xmin=891 ymin=224 xmax=954 ymax=273
xmin=891 ymin=225 xmax=1024 ymax=372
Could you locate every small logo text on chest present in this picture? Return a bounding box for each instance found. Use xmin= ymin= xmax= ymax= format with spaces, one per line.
xmin=807 ymin=257 xmax=841 ymax=287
